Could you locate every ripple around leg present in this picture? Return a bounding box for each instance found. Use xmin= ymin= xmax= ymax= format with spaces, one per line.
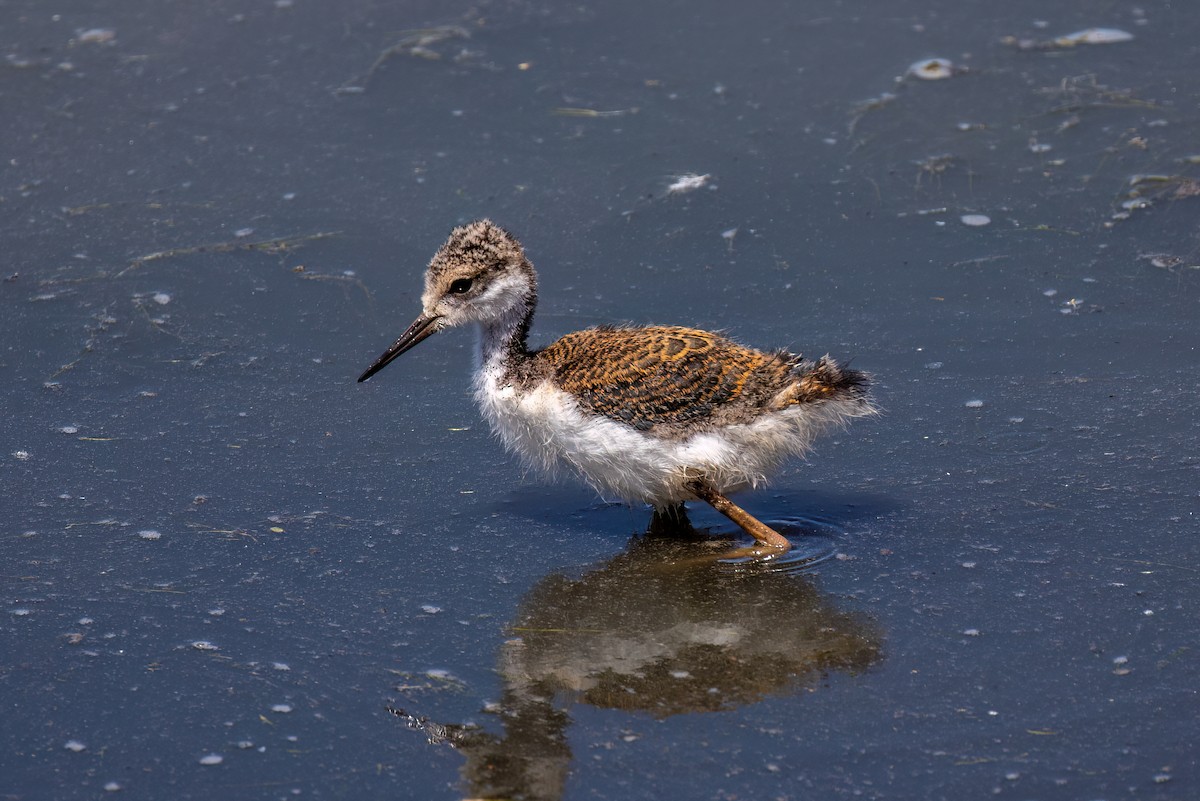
xmin=713 ymin=515 xmax=843 ymax=575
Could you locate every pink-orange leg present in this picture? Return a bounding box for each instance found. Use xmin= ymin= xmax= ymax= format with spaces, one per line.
xmin=686 ymin=478 xmax=791 ymax=554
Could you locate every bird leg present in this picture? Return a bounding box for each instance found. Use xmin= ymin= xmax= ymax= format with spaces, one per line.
xmin=647 ymin=503 xmax=696 ymax=537
xmin=685 ymin=478 xmax=791 ymax=552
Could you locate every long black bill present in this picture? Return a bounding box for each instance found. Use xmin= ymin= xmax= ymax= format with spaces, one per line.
xmin=357 ymin=313 xmax=442 ymax=383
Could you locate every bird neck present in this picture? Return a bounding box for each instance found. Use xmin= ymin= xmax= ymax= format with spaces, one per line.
xmin=479 ymin=293 xmax=536 ymax=370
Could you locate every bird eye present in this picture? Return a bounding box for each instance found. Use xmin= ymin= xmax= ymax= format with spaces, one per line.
xmin=448 ymin=278 xmax=473 ymax=295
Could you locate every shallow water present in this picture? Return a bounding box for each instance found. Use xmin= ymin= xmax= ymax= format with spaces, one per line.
xmin=2 ymin=0 xmax=1197 ymax=798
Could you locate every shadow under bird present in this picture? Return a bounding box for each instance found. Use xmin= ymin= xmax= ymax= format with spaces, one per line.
xmin=358 ymin=220 xmax=874 ymax=558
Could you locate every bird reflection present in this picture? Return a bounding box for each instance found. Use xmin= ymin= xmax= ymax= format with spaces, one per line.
xmin=393 ymin=521 xmax=883 ymax=801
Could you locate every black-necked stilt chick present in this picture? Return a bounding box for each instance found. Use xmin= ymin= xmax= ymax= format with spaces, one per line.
xmin=359 ymin=220 xmax=875 ymax=557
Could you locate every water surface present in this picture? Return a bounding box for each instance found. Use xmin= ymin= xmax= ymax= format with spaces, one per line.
xmin=2 ymin=0 xmax=1197 ymax=798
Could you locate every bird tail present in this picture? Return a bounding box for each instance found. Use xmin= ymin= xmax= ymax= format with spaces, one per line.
xmin=774 ymin=356 xmax=872 ymax=409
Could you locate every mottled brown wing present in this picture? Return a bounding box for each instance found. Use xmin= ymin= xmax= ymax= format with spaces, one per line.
xmin=538 ymin=326 xmax=797 ymax=432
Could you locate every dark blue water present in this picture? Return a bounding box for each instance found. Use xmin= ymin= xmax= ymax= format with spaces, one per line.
xmin=3 ymin=1 xmax=1197 ymax=798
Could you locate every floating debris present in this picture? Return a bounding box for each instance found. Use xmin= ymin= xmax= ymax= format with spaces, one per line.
xmin=198 ymin=753 xmax=224 ymax=766
xmin=103 ymin=782 xmax=122 ymax=792
xmin=12 ymin=450 xmax=30 ymax=461
xmin=665 ymin=173 xmax=711 ymax=195
xmin=914 ymin=155 xmax=957 ymax=186
xmin=420 ymin=604 xmax=442 ymax=614
xmin=1003 ymin=27 xmax=1133 ymax=50
xmin=271 ymin=704 xmax=293 ymax=713
xmin=1056 ymin=28 xmax=1134 ymax=46
xmin=385 ymin=706 xmax=479 ymax=746
xmin=119 ymin=230 xmax=340 ymax=277
xmin=338 ymin=26 xmax=472 ymax=93
xmin=847 ymin=92 xmax=898 ymax=134
xmin=64 ymin=740 xmax=88 ymax=752
xmin=1108 ymin=174 xmax=1200 ymax=224
xmin=965 ymin=400 xmax=985 ymax=409
xmin=960 ymin=214 xmax=991 ymax=227
xmin=907 ymin=58 xmax=958 ymax=80
xmin=75 ymin=28 xmax=116 ymax=45
xmin=191 ymin=640 xmax=219 ymax=651
xmin=552 ymin=106 xmax=638 ymax=118
xmin=1138 ymin=253 xmax=1198 ymax=272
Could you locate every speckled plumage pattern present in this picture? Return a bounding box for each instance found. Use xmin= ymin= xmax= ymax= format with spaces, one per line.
xmin=539 ymin=325 xmax=867 ymax=438
xmin=360 ymin=219 xmax=875 ymax=510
